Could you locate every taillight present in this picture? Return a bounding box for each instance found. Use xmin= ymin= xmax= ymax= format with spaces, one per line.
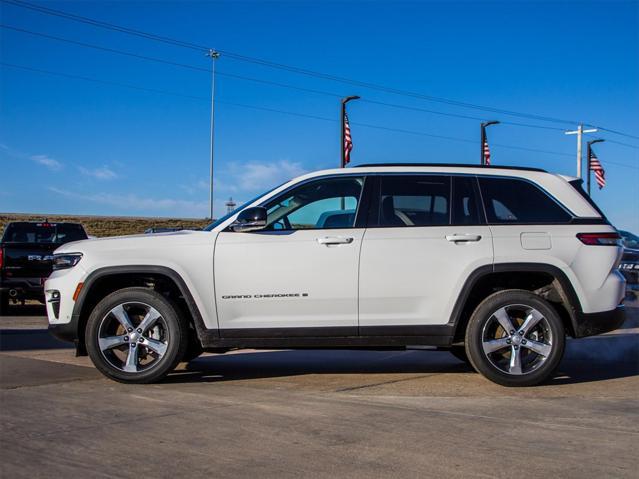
xmin=0 ymin=248 xmax=3 ymax=268
xmin=576 ymin=232 xmax=621 ymax=246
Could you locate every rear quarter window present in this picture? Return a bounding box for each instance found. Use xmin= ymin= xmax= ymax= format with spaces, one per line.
xmin=478 ymin=177 xmax=572 ymax=224
xmin=1 ymin=223 xmax=88 ymax=243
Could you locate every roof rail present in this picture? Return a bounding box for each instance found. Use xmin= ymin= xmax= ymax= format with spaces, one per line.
xmin=351 ymin=163 xmax=547 ymax=173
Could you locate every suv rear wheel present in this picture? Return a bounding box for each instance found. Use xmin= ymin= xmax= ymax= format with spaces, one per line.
xmin=85 ymin=287 xmax=189 ymax=383
xmin=465 ymin=289 xmax=565 ymax=387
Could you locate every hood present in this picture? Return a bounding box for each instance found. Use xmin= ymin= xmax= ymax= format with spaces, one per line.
xmin=54 ymin=229 xmax=212 ymax=254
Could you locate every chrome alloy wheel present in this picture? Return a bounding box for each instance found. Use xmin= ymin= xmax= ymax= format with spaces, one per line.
xmin=97 ymin=302 xmax=169 ymax=373
xmin=481 ymin=304 xmax=553 ymax=376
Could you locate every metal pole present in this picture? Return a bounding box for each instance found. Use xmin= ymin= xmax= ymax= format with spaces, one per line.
xmin=586 ymin=139 xmax=605 ymax=195
xmin=586 ymin=140 xmax=591 ymax=195
xmin=340 ymin=95 xmax=360 ymax=168
xmin=565 ymin=124 xmax=597 ymax=178
xmin=576 ymin=124 xmax=583 ymax=179
xmin=208 ymin=49 xmax=220 ymax=220
xmin=480 ymin=121 xmax=499 ymax=165
xmin=480 ymin=124 xmax=486 ymax=165
xmin=340 ymin=100 xmax=346 ymax=169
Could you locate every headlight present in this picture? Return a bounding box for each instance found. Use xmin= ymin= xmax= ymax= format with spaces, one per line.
xmin=52 ymin=253 xmax=83 ymax=270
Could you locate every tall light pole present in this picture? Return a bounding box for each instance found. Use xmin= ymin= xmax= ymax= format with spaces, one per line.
xmin=565 ymin=124 xmax=597 ymax=178
xmin=340 ymin=95 xmax=360 ymax=168
xmin=208 ymin=49 xmax=220 ymax=220
xmin=480 ymin=121 xmax=500 ymax=165
xmin=586 ymin=138 xmax=605 ymax=195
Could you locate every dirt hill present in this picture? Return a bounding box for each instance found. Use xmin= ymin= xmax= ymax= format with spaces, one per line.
xmin=0 ymin=213 xmax=210 ymax=238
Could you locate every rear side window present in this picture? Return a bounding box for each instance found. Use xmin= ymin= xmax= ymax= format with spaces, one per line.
xmin=378 ymin=175 xmax=451 ymax=227
xmin=452 ymin=176 xmax=481 ymax=225
xmin=569 ymin=179 xmax=607 ymax=219
xmin=1 ymin=223 xmax=88 ymax=243
xmin=478 ymin=177 xmax=572 ymax=224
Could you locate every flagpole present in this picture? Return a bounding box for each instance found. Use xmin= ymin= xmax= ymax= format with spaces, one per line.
xmin=586 ymin=139 xmax=605 ymax=195
xmin=480 ymin=121 xmax=499 ymax=165
xmin=340 ymin=95 xmax=360 ymax=168
xmin=586 ymin=141 xmax=591 ymax=195
xmin=480 ymin=124 xmax=485 ymax=165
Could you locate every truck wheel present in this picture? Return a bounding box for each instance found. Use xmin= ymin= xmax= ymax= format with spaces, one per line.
xmin=85 ymin=287 xmax=188 ymax=384
xmin=0 ymin=292 xmax=9 ymax=315
xmin=465 ymin=289 xmax=565 ymax=387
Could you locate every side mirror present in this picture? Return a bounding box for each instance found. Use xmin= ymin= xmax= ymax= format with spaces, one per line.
xmin=231 ymin=206 xmax=267 ymax=232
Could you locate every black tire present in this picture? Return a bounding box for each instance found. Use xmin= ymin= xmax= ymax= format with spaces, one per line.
xmin=85 ymin=287 xmax=189 ymax=384
xmin=465 ymin=289 xmax=565 ymax=387
xmin=0 ymin=292 xmax=9 ymax=316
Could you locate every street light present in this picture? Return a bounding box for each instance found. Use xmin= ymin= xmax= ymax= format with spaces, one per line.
xmin=480 ymin=121 xmax=500 ymax=165
xmin=207 ymin=49 xmax=220 ymax=220
xmin=341 ymin=95 xmax=360 ymax=168
xmin=586 ymin=139 xmax=605 ymax=195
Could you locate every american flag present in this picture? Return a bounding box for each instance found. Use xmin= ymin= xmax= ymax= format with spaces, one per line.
xmin=483 ymin=136 xmax=491 ymax=165
xmin=343 ymin=112 xmax=353 ymax=165
xmin=589 ymin=149 xmax=606 ymax=189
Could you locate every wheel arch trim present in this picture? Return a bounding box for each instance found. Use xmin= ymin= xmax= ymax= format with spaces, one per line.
xmin=71 ymin=265 xmax=215 ymax=347
xmin=448 ymin=262 xmax=583 ymax=338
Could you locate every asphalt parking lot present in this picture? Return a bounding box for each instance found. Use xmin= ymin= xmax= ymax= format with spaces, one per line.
xmin=1 ymin=304 xmax=638 ymax=478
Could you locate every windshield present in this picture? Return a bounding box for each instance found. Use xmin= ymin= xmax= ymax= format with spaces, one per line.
xmin=620 ymin=231 xmax=639 ymax=249
xmin=2 ymin=223 xmax=88 ymax=244
xmin=203 ymin=182 xmax=287 ymax=231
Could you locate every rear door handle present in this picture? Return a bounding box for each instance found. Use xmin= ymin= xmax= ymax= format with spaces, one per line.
xmin=317 ymin=236 xmax=354 ymax=245
xmin=446 ymin=234 xmax=482 ymax=243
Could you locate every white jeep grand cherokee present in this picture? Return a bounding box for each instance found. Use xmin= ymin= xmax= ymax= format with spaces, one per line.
xmin=46 ymin=164 xmax=626 ymax=386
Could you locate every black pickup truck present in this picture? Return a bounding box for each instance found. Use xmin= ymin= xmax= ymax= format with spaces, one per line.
xmin=620 ymin=230 xmax=639 ymax=299
xmin=0 ymin=221 xmax=88 ymax=312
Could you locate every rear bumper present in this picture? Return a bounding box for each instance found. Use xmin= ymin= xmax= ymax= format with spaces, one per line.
xmin=573 ymin=305 xmax=625 ymax=338
xmin=0 ymin=278 xmax=45 ymax=299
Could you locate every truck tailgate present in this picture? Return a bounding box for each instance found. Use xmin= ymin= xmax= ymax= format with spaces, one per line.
xmin=1 ymin=243 xmax=58 ymax=280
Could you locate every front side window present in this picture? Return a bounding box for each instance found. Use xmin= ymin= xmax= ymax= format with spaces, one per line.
xmin=263 ymin=176 xmax=364 ymax=230
xmin=478 ymin=177 xmax=572 ymax=224
xmin=378 ymin=175 xmax=451 ymax=227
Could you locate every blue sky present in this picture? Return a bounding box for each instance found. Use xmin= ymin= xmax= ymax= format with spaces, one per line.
xmin=1 ymin=0 xmax=638 ymax=230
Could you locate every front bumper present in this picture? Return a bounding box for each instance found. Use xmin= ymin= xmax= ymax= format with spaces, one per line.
xmin=573 ymin=305 xmax=626 ymax=338
xmin=48 ymin=319 xmax=79 ymax=343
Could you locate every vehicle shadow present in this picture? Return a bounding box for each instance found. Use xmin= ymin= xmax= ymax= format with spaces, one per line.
xmin=0 ymin=304 xmax=47 ymax=317
xmin=165 ymin=330 xmax=639 ymax=385
xmin=0 ymin=329 xmax=72 ymax=351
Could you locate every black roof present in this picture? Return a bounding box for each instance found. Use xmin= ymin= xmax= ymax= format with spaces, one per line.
xmin=352 ymin=163 xmax=547 ymax=173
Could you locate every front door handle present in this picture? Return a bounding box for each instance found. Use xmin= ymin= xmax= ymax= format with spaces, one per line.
xmin=446 ymin=234 xmax=482 ymax=243
xmin=317 ymin=236 xmax=354 ymax=245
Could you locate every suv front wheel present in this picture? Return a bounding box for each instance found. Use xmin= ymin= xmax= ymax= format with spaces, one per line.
xmin=85 ymin=287 xmax=189 ymax=383
xmin=465 ymin=289 xmax=565 ymax=387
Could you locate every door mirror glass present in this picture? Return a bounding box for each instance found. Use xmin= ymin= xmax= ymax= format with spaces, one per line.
xmin=231 ymin=206 xmax=267 ymax=232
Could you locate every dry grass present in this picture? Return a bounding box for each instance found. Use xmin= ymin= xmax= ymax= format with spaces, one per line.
xmin=0 ymin=213 xmax=210 ymax=238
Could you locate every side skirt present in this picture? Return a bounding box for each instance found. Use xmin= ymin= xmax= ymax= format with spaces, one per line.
xmin=202 ymin=325 xmax=454 ymax=349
